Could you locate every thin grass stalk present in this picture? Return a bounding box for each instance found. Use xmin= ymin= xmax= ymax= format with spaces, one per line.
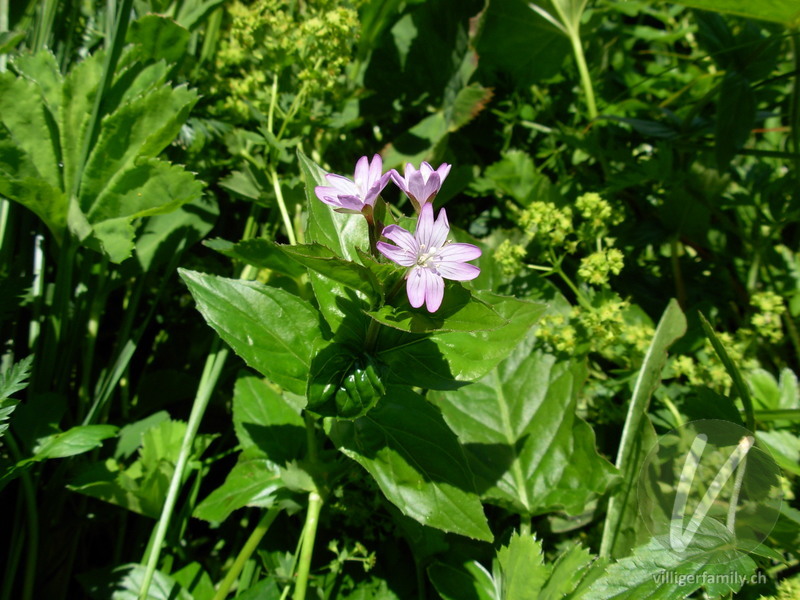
xmin=212 ymin=508 xmax=281 ymax=600
xmin=138 ymin=341 xmax=229 ymax=599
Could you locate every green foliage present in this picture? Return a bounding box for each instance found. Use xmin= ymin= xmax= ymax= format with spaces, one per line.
xmin=0 ymin=46 xmax=203 ymax=261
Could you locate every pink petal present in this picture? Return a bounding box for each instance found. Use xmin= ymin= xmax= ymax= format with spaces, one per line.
xmin=436 ymin=242 xmax=481 ymax=262
xmin=368 ymin=154 xmax=383 ymax=186
xmin=324 ymin=173 xmax=359 ymax=196
xmin=414 ymin=203 xmax=435 ymax=249
xmin=382 ymin=224 xmax=418 ymax=253
xmin=406 ymin=267 xmax=426 ymax=308
xmin=333 ymin=195 xmax=366 ymax=212
xmin=436 ymin=163 xmax=451 ymax=183
xmin=436 ymin=262 xmax=480 ymax=281
xmin=390 ymin=170 xmax=408 ymax=194
xmin=407 ymin=170 xmax=427 ymax=204
xmin=429 ymin=207 xmax=450 ymax=249
xmin=422 ymin=269 xmax=444 ymax=312
xmin=377 ymin=241 xmax=417 ymax=267
xmin=420 ymin=172 xmax=441 ymax=205
xmin=419 ymin=161 xmax=435 ymax=180
xmin=353 ymin=156 xmax=370 ymax=189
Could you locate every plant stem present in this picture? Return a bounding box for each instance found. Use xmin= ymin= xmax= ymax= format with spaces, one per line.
xmin=269 ymin=166 xmax=297 ymax=245
xmin=138 ymin=342 xmax=229 ymax=600
xmin=567 ymin=26 xmax=598 ymax=120
xmin=212 ymin=508 xmax=281 ymax=600
xmin=293 ymin=491 xmax=323 ymax=600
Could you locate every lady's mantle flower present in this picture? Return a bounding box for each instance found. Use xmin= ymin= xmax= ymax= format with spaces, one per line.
xmin=390 ymin=161 xmax=451 ymax=212
xmin=315 ymin=154 xmax=391 ymax=213
xmin=377 ymin=203 xmax=481 ymax=312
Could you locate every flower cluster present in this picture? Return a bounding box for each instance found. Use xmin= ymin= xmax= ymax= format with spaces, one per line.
xmin=315 ymin=156 xmax=481 ymax=313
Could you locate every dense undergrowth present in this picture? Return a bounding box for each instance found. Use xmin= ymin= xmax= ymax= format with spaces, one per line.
xmin=1 ymin=0 xmax=799 ymax=599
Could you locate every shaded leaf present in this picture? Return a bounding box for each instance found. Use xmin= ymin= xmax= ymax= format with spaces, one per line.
xmin=327 ymin=387 xmax=492 ymax=541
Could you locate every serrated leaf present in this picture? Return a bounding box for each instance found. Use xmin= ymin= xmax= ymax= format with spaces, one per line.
xmin=180 ymin=269 xmax=322 ymax=395
xmin=0 ymin=355 xmax=33 ymax=401
xmin=0 ymin=72 xmax=61 ymax=189
xmin=86 ymin=158 xmax=204 ymax=261
xmin=495 ymin=532 xmax=549 ymax=600
xmin=431 ymin=344 xmax=617 ymax=516
xmin=584 ymin=520 xmax=758 ymax=599
xmin=327 ymin=387 xmax=492 ymax=541
xmin=194 ymin=447 xmax=285 ymax=522
xmin=233 ymin=371 xmax=305 ymax=463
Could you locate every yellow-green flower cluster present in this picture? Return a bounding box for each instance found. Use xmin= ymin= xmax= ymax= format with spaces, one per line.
xmin=578 ymin=248 xmax=624 ymax=286
xmin=750 ymin=290 xmax=785 ymax=343
xmin=518 ymin=202 xmax=575 ymax=247
xmin=535 ymin=313 xmax=578 ymax=354
xmin=209 ymin=0 xmax=360 ymax=122
xmin=669 ymin=331 xmax=758 ymax=392
xmin=493 ymin=239 xmax=527 ymax=276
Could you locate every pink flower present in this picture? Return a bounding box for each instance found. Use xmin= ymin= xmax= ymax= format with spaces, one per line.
xmin=315 ymin=155 xmax=391 ymax=213
xmin=390 ymin=161 xmax=451 ymax=212
xmin=377 ymin=203 xmax=481 ymax=312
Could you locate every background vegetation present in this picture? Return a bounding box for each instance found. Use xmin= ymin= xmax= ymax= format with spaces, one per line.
xmin=1 ymin=0 xmax=799 ymax=598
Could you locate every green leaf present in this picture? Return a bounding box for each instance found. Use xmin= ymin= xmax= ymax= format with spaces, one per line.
xmin=83 ymin=563 xmax=193 ymax=600
xmin=699 ymin=312 xmax=755 ymax=430
xmin=171 ymin=563 xmax=215 ymax=600
xmin=127 ymin=15 xmax=191 ymax=63
xmin=32 ymin=425 xmax=118 ymax=460
xmin=114 ymin=411 xmax=170 ymax=460
xmin=428 ymin=561 xmax=495 ymax=600
xmin=59 ymin=50 xmax=104 ymax=199
xmin=135 ymin=193 xmax=219 ymax=271
xmin=430 ymin=344 xmax=617 ymax=516
xmin=584 ymin=520 xmax=757 ymax=599
xmin=0 ymin=354 xmax=33 ymax=401
xmin=0 ymin=72 xmax=61 ymax=189
xmin=0 ymin=31 xmax=25 ymax=54
xmin=85 ymin=158 xmax=205 ymax=262
xmin=327 ymin=387 xmax=493 ymax=541
xmin=368 ymin=284 xmax=507 ymax=334
xmin=601 ymin=300 xmax=686 ymax=558
xmin=475 ymin=0 xmax=570 ymax=88
xmin=673 ymin=0 xmax=800 ymax=26
xmin=233 ymin=371 xmax=305 ymax=463
xmin=307 ymin=346 xmax=386 ymax=419
xmin=495 ymin=532 xmax=549 ymax=600
xmin=194 ymin=447 xmax=285 ymax=522
xmin=379 ymin=294 xmax=546 ymax=390
xmin=180 ymin=269 xmax=322 ymax=395
xmin=280 ymin=242 xmax=380 ymax=297
xmin=204 ymin=238 xmax=306 ymax=278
